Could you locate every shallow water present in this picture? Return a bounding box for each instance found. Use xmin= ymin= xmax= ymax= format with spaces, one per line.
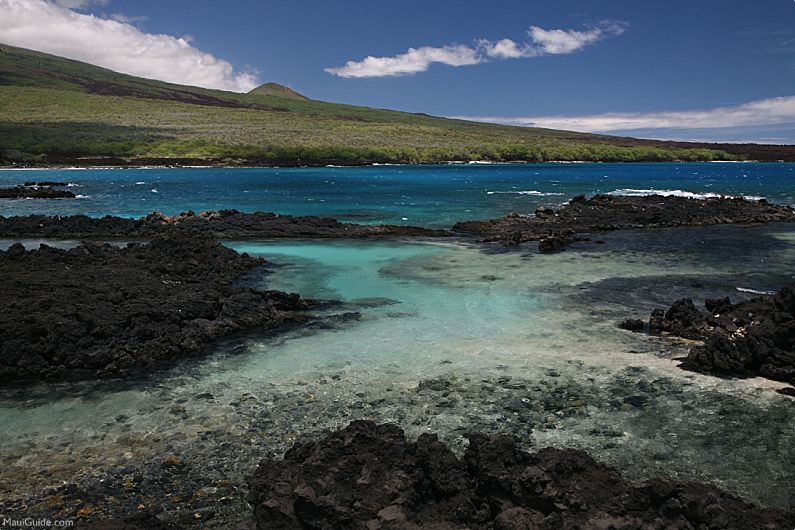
xmin=1 ymin=225 xmax=794 ymax=523
xmin=1 ymin=162 xmax=794 ymax=226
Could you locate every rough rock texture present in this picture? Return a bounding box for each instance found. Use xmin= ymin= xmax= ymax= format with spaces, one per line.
xmin=0 ymin=184 xmax=75 ymax=199
xmin=249 ymin=420 xmax=794 ymax=530
xmin=0 ymin=235 xmax=312 ymax=382
xmin=454 ymin=194 xmax=795 ymax=244
xmin=637 ymin=287 xmax=795 ymax=389
xmin=648 ymin=298 xmax=707 ymax=340
xmin=0 ymin=209 xmax=449 ymax=240
xmin=2 ymin=195 xmax=792 ymax=243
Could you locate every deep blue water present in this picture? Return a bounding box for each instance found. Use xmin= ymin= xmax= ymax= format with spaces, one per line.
xmin=1 ymin=162 xmax=794 ymax=227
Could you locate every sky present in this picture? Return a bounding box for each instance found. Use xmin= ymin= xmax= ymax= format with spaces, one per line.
xmin=1 ymin=0 xmax=795 ymax=143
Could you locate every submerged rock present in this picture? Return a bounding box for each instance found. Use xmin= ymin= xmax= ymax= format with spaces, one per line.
xmin=618 ymin=318 xmax=645 ymax=332
xmin=0 ymin=235 xmax=313 ymax=382
xmin=538 ymin=233 xmax=569 ymax=253
xmin=248 ymin=420 xmax=795 ymax=529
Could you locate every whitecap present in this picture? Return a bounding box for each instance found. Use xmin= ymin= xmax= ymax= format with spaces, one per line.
xmin=487 ymin=190 xmax=565 ymax=196
xmin=736 ymin=287 xmax=775 ymax=295
xmin=608 ymin=189 xmax=764 ymax=201
xmin=150 ymin=189 xmax=158 ymax=193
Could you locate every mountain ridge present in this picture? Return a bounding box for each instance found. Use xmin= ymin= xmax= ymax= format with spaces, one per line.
xmin=1 ymin=43 xmax=793 ymax=166
xmin=248 ymin=82 xmax=309 ymax=100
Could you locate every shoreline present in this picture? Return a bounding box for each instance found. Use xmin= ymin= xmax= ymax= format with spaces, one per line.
xmin=0 ymin=159 xmax=785 ymax=171
xmin=2 ymin=195 xmax=795 ymax=528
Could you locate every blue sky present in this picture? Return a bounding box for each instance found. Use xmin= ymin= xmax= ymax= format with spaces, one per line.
xmin=2 ymin=0 xmax=795 ymax=142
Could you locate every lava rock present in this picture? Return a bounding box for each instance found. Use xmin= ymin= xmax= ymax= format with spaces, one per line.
xmin=648 ymin=298 xmax=706 ymax=340
xmin=454 ymin=194 xmax=795 ymax=243
xmin=0 ymin=235 xmax=314 ymax=383
xmin=248 ymin=420 xmax=795 ymax=530
xmin=0 ymin=185 xmax=75 ymax=199
xmin=619 ymin=318 xmax=645 ymax=332
xmin=638 ymin=286 xmax=795 ymax=386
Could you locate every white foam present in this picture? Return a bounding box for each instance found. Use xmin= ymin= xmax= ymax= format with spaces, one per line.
xmin=736 ymin=287 xmax=775 ymax=295
xmin=608 ymin=189 xmax=765 ymax=201
xmin=487 ymin=190 xmax=565 ymax=196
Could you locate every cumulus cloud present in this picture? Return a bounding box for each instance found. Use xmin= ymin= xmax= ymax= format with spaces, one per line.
xmin=325 ymin=45 xmax=479 ymax=78
xmin=452 ymin=95 xmax=795 ymax=134
xmin=325 ymin=21 xmax=625 ymax=78
xmin=0 ymin=0 xmax=260 ymax=92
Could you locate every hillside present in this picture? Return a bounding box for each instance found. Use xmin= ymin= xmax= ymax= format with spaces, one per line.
xmin=248 ymin=82 xmax=309 ymax=100
xmin=0 ymin=43 xmax=792 ymax=166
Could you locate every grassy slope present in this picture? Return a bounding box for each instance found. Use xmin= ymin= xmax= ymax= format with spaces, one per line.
xmin=0 ymin=43 xmax=791 ymax=165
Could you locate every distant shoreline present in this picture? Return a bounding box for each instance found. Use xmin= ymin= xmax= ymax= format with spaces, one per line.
xmin=0 ymin=159 xmax=778 ymax=171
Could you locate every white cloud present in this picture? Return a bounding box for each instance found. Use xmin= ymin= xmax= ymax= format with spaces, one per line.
xmin=452 ymin=95 xmax=795 ymax=134
xmin=0 ymin=0 xmax=260 ymax=92
xmin=109 ymin=13 xmax=147 ymax=24
xmin=53 ymin=0 xmax=107 ymax=8
xmin=527 ymin=22 xmax=625 ymax=54
xmin=325 ymin=21 xmax=626 ymax=78
xmin=324 ymin=44 xmax=480 ymax=78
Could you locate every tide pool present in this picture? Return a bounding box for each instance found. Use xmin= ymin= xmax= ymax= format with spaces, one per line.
xmin=1 ymin=226 xmax=794 ymax=516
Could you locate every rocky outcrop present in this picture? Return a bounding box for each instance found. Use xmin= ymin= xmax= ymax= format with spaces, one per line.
xmin=0 ymin=209 xmax=449 ymax=239
xmin=454 ymin=194 xmax=795 ymax=245
xmin=627 ymin=286 xmax=795 ymax=391
xmin=0 ymin=184 xmax=75 ymax=199
xmin=248 ymin=420 xmax=794 ymax=529
xmin=0 ymin=235 xmax=312 ymax=382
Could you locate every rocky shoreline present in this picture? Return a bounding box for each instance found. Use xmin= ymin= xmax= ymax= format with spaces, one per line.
xmin=0 ymin=235 xmax=313 ymax=382
xmin=0 ymin=209 xmax=449 ymax=240
xmin=247 ymin=420 xmax=794 ymax=530
xmin=2 ymin=194 xmax=795 ymax=528
xmin=455 ymin=194 xmax=795 ymax=250
xmin=1 ymin=194 xmax=793 ymax=244
xmin=621 ymin=286 xmax=795 ymax=394
xmin=0 ymin=183 xmax=76 ymax=199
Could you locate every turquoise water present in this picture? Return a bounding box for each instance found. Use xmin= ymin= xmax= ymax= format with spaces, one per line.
xmin=1 ymin=227 xmax=794 ymax=515
xmin=1 ymin=164 xmax=795 ymax=522
xmin=1 ymin=162 xmax=794 ymax=226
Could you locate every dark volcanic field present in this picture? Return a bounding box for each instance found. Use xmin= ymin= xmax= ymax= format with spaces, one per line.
xmin=2 ymin=194 xmax=792 ymax=249
xmin=248 ymin=420 xmax=795 ymax=530
xmin=0 ymin=209 xmax=450 ymax=240
xmin=454 ymin=194 xmax=795 ymax=249
xmin=0 ymin=235 xmax=312 ymax=382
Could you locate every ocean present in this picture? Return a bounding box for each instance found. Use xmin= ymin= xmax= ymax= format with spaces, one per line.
xmin=1 ymin=162 xmax=794 ymax=227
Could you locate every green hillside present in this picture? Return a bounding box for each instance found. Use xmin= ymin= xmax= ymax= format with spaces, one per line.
xmin=0 ymin=42 xmax=790 ymax=166
xmin=248 ymin=82 xmax=309 ymax=100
